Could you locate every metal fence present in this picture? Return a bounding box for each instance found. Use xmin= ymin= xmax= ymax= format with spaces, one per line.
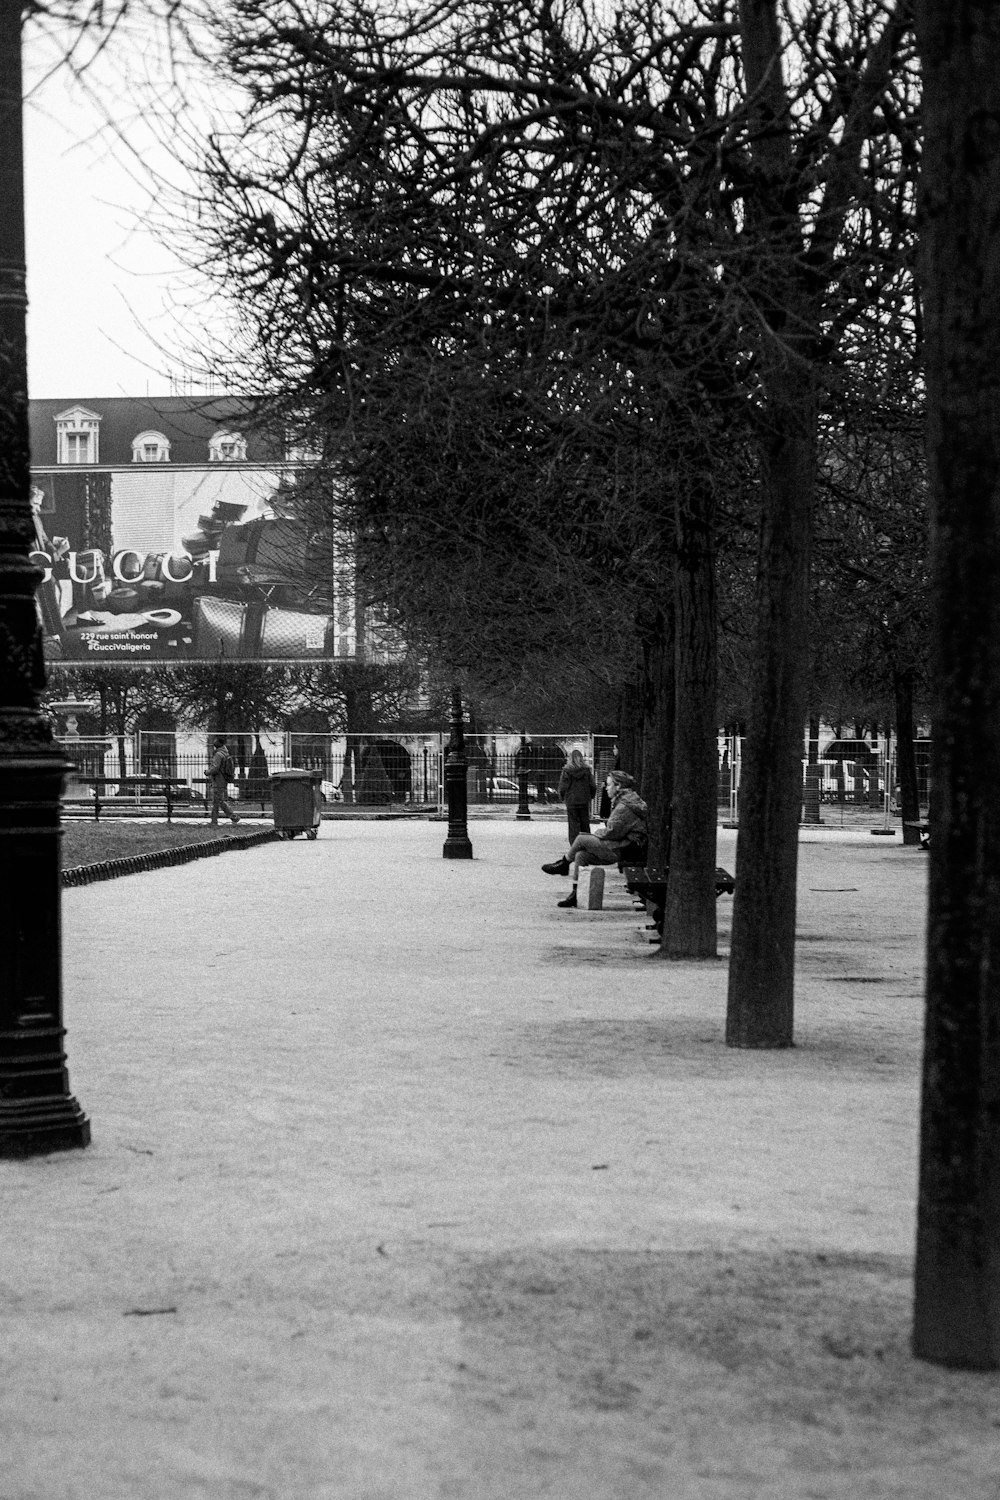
xmin=56 ymin=730 xmax=604 ymax=813
xmin=721 ymin=732 xmax=932 ymax=827
xmin=57 ymin=727 xmax=930 ymax=823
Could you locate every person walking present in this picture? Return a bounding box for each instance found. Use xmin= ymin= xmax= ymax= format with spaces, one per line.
xmin=557 ymin=748 xmax=598 ymax=842
xmin=208 ymin=735 xmax=240 ymax=827
xmin=541 ymin=770 xmax=647 ymax=908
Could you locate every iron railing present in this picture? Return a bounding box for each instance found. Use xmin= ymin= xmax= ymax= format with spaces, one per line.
xmin=57 ymin=728 xmax=930 ymax=824
xmin=57 ymin=731 xmax=601 ymax=813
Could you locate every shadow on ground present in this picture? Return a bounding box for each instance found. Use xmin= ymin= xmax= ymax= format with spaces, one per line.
xmin=444 ymin=1247 xmax=1000 ymax=1497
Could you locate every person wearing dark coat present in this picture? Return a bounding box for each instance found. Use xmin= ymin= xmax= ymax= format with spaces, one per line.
xmin=541 ymin=770 xmax=648 ymax=908
xmin=208 ymin=736 xmax=240 ymax=827
xmin=557 ymin=748 xmax=598 ymax=842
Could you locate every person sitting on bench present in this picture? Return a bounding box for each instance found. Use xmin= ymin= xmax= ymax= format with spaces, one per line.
xmin=541 ymin=770 xmax=648 ymax=908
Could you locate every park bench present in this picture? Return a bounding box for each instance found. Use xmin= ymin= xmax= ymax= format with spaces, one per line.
xmin=615 ymin=838 xmax=649 ymax=872
xmin=904 ymin=821 xmax=930 ymax=848
xmin=64 ymin=775 xmax=199 ymax=823
xmin=192 ymin=776 xmax=274 ymax=816
xmin=623 ymin=865 xmax=736 ymax=939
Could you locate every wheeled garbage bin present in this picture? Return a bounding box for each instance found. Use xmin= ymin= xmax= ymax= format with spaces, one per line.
xmin=270 ymin=768 xmax=322 ymax=839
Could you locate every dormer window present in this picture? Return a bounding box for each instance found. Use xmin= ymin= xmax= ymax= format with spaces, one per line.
xmin=131 ymin=430 xmax=171 ymax=463
xmin=54 ymin=406 xmax=101 ymax=465
xmin=209 ymin=429 xmax=247 ymax=462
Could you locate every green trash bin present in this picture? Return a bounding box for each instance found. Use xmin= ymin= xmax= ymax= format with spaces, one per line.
xmin=270 ymin=769 xmax=322 ymax=840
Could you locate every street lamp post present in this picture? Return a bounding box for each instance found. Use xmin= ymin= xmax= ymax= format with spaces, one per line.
xmin=0 ymin=4 xmax=89 ymax=1155
xmin=515 ymin=733 xmax=531 ymax=821
xmin=442 ymin=685 xmax=473 ymax=859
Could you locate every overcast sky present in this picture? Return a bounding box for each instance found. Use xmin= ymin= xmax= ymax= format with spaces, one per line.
xmin=23 ymin=14 xmax=224 ymax=400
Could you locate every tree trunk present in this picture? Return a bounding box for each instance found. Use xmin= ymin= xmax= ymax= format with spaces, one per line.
xmin=342 ymin=668 xmax=375 ymax=804
xmin=616 ymin=677 xmax=643 ymax=783
xmin=725 ymin=369 xmax=817 ymax=1046
xmin=213 ymin=679 xmax=227 ymax=740
xmin=726 ymin=0 xmax=818 ymax=1047
xmin=893 ymin=666 xmax=921 ymax=846
xmin=807 ymin=716 xmax=820 ymax=764
xmin=639 ymin=605 xmax=674 ymax=870
xmin=802 ymin=714 xmax=822 ymax=825
xmin=664 ymin=482 xmax=719 ymax=958
xmin=116 ymin=730 xmax=128 ymax=789
xmin=912 ymin=0 xmax=1000 ymax=1368
xmin=342 ymin=683 xmax=359 ymax=803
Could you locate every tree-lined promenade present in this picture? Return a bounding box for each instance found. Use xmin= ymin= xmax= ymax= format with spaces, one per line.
xmin=2 ymin=0 xmax=998 ymax=1376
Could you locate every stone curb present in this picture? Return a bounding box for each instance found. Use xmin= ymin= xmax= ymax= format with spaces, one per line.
xmin=61 ymin=828 xmax=280 ymax=888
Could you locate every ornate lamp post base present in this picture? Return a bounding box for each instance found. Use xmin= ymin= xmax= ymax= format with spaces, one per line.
xmin=443 ymin=830 xmax=474 ymax=858
xmin=515 ymin=734 xmax=532 ymax=819
xmin=0 ymin=719 xmax=90 ymax=1158
xmin=0 ymin=1097 xmax=91 ymax=1157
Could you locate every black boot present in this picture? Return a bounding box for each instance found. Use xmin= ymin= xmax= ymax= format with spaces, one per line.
xmin=542 ymin=856 xmax=571 ymax=876
xmin=558 ymin=890 xmax=577 ymax=908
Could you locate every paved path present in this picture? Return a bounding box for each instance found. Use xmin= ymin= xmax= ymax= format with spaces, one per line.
xmin=1 ymin=821 xmax=948 ymax=1500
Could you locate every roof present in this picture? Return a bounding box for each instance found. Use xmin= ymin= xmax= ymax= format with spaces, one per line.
xmin=28 ymin=395 xmax=282 ymax=467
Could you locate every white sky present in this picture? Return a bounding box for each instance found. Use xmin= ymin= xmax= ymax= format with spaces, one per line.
xmin=22 ymin=13 xmax=229 ymax=400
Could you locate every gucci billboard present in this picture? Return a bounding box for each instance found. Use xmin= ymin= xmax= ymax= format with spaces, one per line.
xmin=31 ymin=469 xmax=353 ymax=664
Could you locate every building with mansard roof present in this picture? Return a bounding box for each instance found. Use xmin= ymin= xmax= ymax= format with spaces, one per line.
xmin=27 ymin=393 xmax=279 ymax=468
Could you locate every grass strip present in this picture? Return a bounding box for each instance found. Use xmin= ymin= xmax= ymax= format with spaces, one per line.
xmin=62 ymin=827 xmax=279 ymax=887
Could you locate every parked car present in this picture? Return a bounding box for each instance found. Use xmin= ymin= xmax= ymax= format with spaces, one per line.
xmin=818 ymin=758 xmax=884 ymax=801
xmin=487 ymin=776 xmax=520 ymax=800
xmin=486 ymin=775 xmax=561 ymax=802
xmin=164 ymin=780 xmax=205 ymax=804
xmin=135 ymin=775 xmax=206 ymax=804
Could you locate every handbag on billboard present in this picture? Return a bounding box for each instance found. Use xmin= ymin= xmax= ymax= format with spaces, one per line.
xmin=217 ymin=518 xmax=311 ymax=587
xmin=259 ymin=606 xmax=333 ymax=658
xmin=191 ymin=595 xmax=246 ymax=657
xmin=106 ymin=587 xmax=141 ymax=615
xmin=191 ymin=594 xmax=332 ymax=659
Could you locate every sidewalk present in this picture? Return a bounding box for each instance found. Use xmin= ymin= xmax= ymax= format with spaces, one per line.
xmin=3 ymin=820 xmax=996 ymax=1499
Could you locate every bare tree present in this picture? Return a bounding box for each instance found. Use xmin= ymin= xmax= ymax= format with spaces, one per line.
xmin=177 ymin=0 xmax=755 ymax=958
xmin=174 ymin=0 xmax=918 ymax=992
xmin=724 ymin=0 xmax=916 ymax=1045
xmin=168 ymin=662 xmax=297 ymax=741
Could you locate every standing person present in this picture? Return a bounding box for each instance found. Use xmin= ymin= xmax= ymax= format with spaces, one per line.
xmin=208 ymin=735 xmax=240 ymax=827
xmin=541 ymin=770 xmax=648 ymax=908
xmin=557 ymin=748 xmax=598 ymax=842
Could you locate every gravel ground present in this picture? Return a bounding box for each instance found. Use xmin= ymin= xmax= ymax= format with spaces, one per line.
xmin=3 ymin=819 xmax=994 ymax=1500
